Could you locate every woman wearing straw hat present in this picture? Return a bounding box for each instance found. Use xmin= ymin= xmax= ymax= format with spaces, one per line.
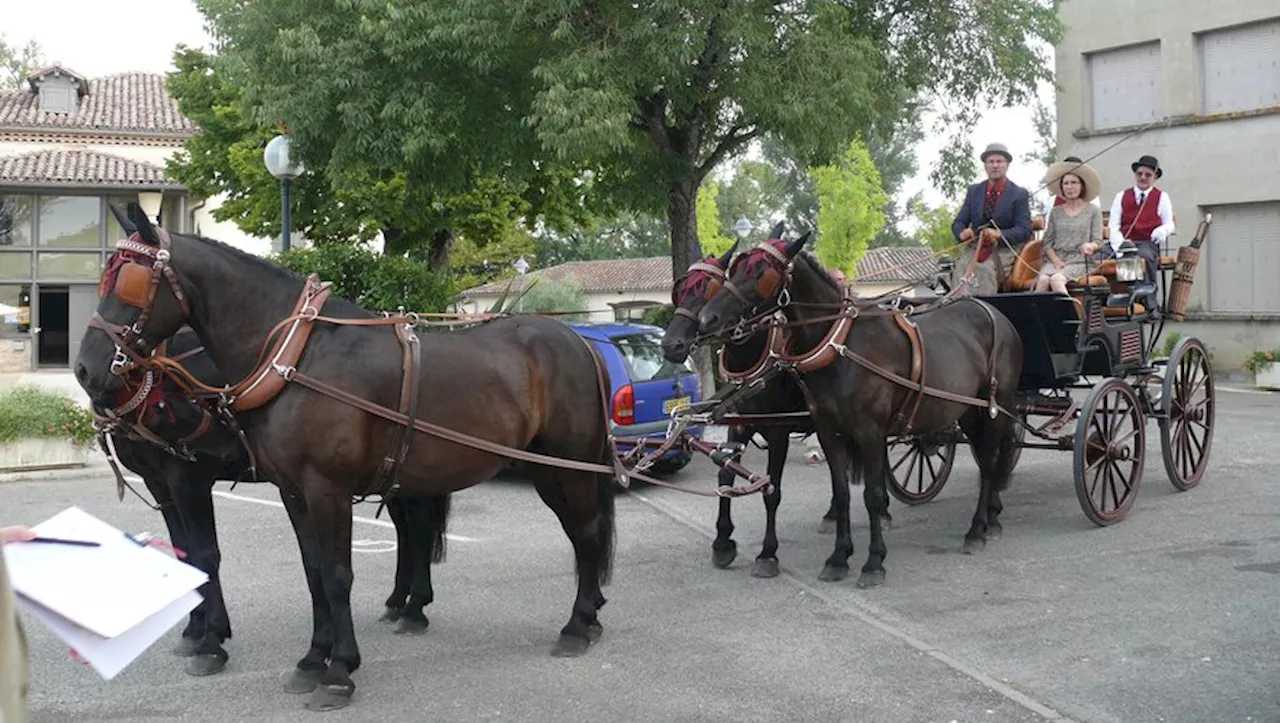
xmin=1035 ymin=159 xmax=1103 ymax=294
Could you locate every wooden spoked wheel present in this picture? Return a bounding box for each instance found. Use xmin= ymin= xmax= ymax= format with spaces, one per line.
xmin=1073 ymin=378 xmax=1146 ymax=526
xmin=1159 ymin=337 xmax=1215 ymax=491
xmin=887 ymin=434 xmax=956 ymax=505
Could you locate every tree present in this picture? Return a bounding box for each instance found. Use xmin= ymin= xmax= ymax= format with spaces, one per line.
xmin=866 ymin=108 xmax=926 ymax=248
xmin=0 ymin=34 xmax=42 ymax=90
xmin=696 ymin=181 xmax=735 ymax=257
xmin=908 ymin=195 xmax=961 ymax=254
xmin=534 ymin=212 xmax=669 ymax=268
xmin=811 ymin=139 xmax=887 ymax=276
xmin=1029 ymin=95 xmax=1058 ymax=168
xmin=193 ymin=0 xmax=1060 ymax=282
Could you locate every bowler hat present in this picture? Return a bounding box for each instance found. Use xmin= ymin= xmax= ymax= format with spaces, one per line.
xmin=980 ymin=143 xmax=1012 ymax=162
xmin=1131 ymin=155 xmax=1163 ymax=178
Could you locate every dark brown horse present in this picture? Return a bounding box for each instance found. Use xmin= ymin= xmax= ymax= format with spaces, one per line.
xmin=698 ymin=233 xmax=1022 ymax=587
xmin=75 ymin=207 xmax=617 ymax=711
xmin=660 ymin=240 xmax=869 ymax=578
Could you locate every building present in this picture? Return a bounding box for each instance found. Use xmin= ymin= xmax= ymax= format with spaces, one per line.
xmin=853 ymin=247 xmax=940 ymax=298
xmin=1054 ymin=2 xmax=1280 ymax=373
xmin=0 ymin=65 xmax=264 ymax=373
xmin=457 ymin=257 xmax=674 ymax=323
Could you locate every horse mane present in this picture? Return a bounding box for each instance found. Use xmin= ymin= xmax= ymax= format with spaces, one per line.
xmin=792 ymin=249 xmax=843 ymax=295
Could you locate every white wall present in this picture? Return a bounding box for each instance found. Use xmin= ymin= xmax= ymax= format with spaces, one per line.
xmin=458 ymin=289 xmax=671 ymax=322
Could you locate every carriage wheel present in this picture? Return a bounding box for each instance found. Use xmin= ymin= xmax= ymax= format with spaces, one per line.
xmin=1073 ymin=378 xmax=1146 ymax=526
xmin=1159 ymin=337 xmax=1215 ymax=491
xmin=887 ymin=434 xmax=956 ymax=505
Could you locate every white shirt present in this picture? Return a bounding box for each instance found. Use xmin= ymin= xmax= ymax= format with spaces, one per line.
xmin=1108 ymin=185 xmax=1175 ymax=251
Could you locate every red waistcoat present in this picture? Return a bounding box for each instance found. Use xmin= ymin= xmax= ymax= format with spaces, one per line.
xmin=1119 ymin=187 xmax=1163 ymax=241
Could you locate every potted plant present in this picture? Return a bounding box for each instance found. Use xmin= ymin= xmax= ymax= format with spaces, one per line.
xmin=0 ymin=385 xmax=97 ymax=472
xmin=1244 ymin=349 xmax=1280 ymax=391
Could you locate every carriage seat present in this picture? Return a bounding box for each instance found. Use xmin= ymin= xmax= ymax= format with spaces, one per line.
xmin=1002 ymin=239 xmax=1110 ymax=293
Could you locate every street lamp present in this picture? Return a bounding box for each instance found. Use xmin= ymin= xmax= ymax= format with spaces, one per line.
xmin=263 ymin=134 xmax=305 ymax=252
xmin=733 ymin=215 xmax=752 ymax=240
xmin=513 ymin=256 xmax=530 ymax=275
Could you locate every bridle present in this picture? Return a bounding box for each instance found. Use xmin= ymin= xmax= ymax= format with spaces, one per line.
xmin=90 ymin=229 xmax=190 ymax=377
xmin=670 ymin=257 xmax=729 ymax=323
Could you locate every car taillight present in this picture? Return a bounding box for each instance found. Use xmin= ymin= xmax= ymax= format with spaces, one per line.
xmin=612 ymin=384 xmax=634 ymax=426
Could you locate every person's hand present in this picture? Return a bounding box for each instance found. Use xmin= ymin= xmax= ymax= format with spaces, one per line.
xmin=1152 ymin=229 xmax=1167 ymax=244
xmin=1081 ymin=242 xmax=1098 ymax=255
xmin=0 ymin=526 xmax=35 ymax=544
xmin=979 ymin=228 xmax=1000 ymax=243
xmin=959 ymin=228 xmax=975 ymax=243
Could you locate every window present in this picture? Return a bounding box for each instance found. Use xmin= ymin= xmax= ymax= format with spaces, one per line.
xmin=37 ymin=252 xmax=102 ymax=279
xmin=0 ymin=252 xmax=30 ymax=279
xmin=38 ymin=196 xmax=101 ymax=248
xmin=106 ymin=198 xmax=141 ymax=243
xmin=1089 ymin=42 xmax=1163 ymax=129
xmin=1206 ymin=201 xmax=1280 ymax=312
xmin=1200 ymin=20 xmax=1280 ymax=114
xmin=613 ymin=332 xmax=694 ymax=382
xmin=0 ymin=284 xmax=31 ymax=335
xmin=0 ymin=195 xmax=34 ymax=247
xmin=38 ymin=86 xmax=74 ymax=114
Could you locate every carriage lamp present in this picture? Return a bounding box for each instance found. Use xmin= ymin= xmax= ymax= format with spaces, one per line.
xmin=1114 ymin=241 xmax=1145 ymax=283
xmin=264 ymin=134 xmax=305 ymax=253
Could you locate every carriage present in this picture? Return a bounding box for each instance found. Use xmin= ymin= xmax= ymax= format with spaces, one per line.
xmin=878 ymin=214 xmax=1214 ymax=525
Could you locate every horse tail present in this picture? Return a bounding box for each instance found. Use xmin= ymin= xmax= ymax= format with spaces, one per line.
xmin=595 ymin=444 xmax=618 ymax=587
xmin=425 ymin=494 xmax=452 ymax=563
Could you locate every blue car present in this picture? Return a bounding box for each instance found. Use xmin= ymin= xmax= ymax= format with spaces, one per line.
xmin=570 ymin=322 xmax=704 ymax=476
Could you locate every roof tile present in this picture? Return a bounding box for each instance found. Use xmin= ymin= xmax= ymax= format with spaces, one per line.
xmin=0 ymin=72 xmax=195 ymax=135
xmin=0 ymin=148 xmax=181 ymax=187
xmin=461 ymin=257 xmax=673 ymax=296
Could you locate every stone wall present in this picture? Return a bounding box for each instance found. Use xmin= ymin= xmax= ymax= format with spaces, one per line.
xmin=0 ymin=339 xmax=30 ymax=372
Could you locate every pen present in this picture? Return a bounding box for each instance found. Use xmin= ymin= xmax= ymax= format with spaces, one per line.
xmin=21 ymin=536 xmax=102 ymax=548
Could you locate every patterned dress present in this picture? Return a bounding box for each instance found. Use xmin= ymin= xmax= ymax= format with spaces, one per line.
xmin=1039 ymin=203 xmax=1103 ymax=280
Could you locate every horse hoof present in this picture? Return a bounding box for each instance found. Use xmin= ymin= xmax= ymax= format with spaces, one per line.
xmin=394 ymin=617 xmax=429 ymax=636
xmin=305 ymin=683 xmax=354 ymax=712
xmin=185 ymin=652 xmax=228 ymax=677
xmin=817 ymin=518 xmax=837 ymax=534
xmin=172 ymin=637 xmax=199 ymax=657
xmin=856 ymin=569 xmax=886 ymax=589
xmin=962 ymin=537 xmax=986 ymax=555
xmin=378 ymin=606 xmax=402 ymax=624
xmin=986 ymin=524 xmax=1003 ymax=541
xmin=586 ymin=622 xmax=604 ymax=643
xmin=712 ymin=544 xmax=737 ymax=569
xmin=551 ymin=633 xmax=591 ymax=658
xmin=818 ymin=564 xmax=849 ymax=582
xmin=282 ymin=668 xmax=323 ymax=695
xmin=751 ymin=558 xmax=780 ymax=578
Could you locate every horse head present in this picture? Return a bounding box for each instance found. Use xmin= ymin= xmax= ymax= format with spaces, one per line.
xmin=76 ymin=204 xmax=191 ymax=406
xmin=660 ymin=242 xmax=739 ymax=363
xmin=698 ymin=225 xmax=810 ymax=337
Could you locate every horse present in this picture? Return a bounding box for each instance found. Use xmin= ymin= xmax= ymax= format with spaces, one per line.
xmin=697 ymin=232 xmax=1022 ymax=588
xmin=74 ymin=205 xmax=617 ymax=712
xmin=660 ymin=239 xmax=877 ymax=579
xmin=92 ymin=327 xmax=453 ymax=678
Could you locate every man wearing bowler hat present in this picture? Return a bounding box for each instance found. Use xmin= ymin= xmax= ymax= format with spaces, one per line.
xmin=950 ymin=142 xmax=1033 ymax=295
xmin=1095 ymin=154 xmax=1174 ymax=281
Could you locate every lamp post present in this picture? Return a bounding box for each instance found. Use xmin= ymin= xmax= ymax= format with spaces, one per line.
xmin=263 ymin=134 xmax=305 ymax=252
xmin=733 ymin=215 xmax=752 ymax=241
xmin=513 ymin=256 xmax=530 ymax=313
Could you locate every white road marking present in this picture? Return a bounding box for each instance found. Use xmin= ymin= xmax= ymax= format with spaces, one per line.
xmin=118 ymin=474 xmax=481 ymax=542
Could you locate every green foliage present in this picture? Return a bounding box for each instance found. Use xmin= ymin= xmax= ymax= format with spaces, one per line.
xmin=0 ymin=34 xmax=42 ymax=90
xmin=697 ymin=182 xmax=736 ymax=257
xmin=811 ymin=140 xmax=887 ymax=277
xmin=908 ymin=196 xmax=961 ymax=254
xmin=0 ymin=386 xmax=96 ymax=447
xmin=1029 ymin=95 xmax=1059 ymax=169
xmin=273 ymin=244 xmax=453 ymax=314
xmin=1157 ymin=332 xmax=1184 ymax=359
xmin=512 ymin=275 xmax=589 ymax=320
xmin=1243 ymin=348 xmax=1280 ymax=374
xmin=716 ymin=145 xmax=817 ymax=241
xmin=642 ymin=305 xmax=676 ymax=329
xmin=449 ymin=228 xmax=538 ymax=293
xmin=535 ymin=212 xmax=670 ymax=267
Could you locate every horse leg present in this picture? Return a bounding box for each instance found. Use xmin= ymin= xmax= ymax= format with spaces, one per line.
xmin=168 ymin=464 xmax=232 ymax=677
xmin=394 ymin=494 xmax=452 ymax=636
xmin=530 ymin=468 xmax=612 ymax=658
xmin=279 ymin=490 xmax=334 ymax=698
xmin=752 ymin=427 xmax=790 ymax=578
xmin=297 ymin=477 xmax=360 ymax=712
xmin=143 ymin=474 xmax=206 ymax=658
xmin=985 ymin=411 xmax=1020 ymax=542
xmin=958 ymin=410 xmax=995 ymax=554
xmin=857 ymin=437 xmax=891 ymax=588
xmin=711 ymin=426 xmax=746 ymax=569
xmin=379 ymin=497 xmax=413 ymax=623
xmin=817 ymin=430 xmax=854 ymax=582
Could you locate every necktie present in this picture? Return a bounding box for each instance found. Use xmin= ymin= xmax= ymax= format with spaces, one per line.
xmin=983 ymin=184 xmax=998 ymax=220
xmin=1138 ymin=191 xmax=1146 ymax=206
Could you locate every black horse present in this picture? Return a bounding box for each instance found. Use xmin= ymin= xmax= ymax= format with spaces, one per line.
xmin=94 ymin=328 xmax=451 ymax=677
xmin=660 ymin=240 xmax=873 ymax=578
xmin=698 ymin=233 xmax=1022 ymax=588
xmin=75 ymin=206 xmax=616 ymax=711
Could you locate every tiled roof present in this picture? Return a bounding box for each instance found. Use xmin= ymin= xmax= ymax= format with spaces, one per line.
xmin=855 ymin=247 xmax=940 ymax=283
xmin=0 ymin=149 xmax=181 ymax=188
xmin=0 ymin=72 xmax=195 ymax=135
xmin=461 ymin=257 xmax=673 ymax=296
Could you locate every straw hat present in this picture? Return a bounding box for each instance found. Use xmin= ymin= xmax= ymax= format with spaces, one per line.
xmin=1044 ymin=159 xmax=1101 ymax=204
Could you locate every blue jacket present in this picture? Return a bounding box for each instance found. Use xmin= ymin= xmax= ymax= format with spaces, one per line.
xmin=951 ymin=179 xmax=1033 ymax=245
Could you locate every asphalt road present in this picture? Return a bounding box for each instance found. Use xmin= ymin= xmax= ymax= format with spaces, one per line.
xmin=3 ymin=386 xmax=1278 ymax=723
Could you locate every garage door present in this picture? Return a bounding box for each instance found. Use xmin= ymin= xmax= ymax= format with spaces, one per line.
xmin=1207 ymin=201 xmax=1280 ymax=312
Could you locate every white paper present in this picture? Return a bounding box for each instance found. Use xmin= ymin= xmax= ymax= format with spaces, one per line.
xmin=3 ymin=507 xmax=208 ymax=638
xmin=18 ymin=589 xmax=204 ymax=680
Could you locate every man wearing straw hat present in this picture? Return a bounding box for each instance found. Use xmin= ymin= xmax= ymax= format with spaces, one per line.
xmin=950 ymin=142 xmax=1034 ymax=295
xmin=1037 ymin=158 xmax=1104 ymax=294
xmin=1098 ymin=154 xmax=1175 ymax=281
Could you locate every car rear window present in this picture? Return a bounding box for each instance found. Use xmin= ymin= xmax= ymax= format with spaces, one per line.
xmin=612 ymin=332 xmax=695 ymax=382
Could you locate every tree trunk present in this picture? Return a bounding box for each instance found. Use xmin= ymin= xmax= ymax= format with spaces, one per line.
xmin=666 ymin=179 xmax=717 ymax=401
xmin=382 ymin=226 xmax=453 ymax=272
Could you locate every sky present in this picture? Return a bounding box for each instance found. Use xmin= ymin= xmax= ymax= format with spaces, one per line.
xmin=3 ymin=0 xmax=1052 ymax=218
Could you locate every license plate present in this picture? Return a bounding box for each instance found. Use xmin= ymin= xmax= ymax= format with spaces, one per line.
xmin=663 ymin=396 xmax=691 ymax=414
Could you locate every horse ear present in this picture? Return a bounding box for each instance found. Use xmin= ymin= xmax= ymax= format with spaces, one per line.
xmin=128 ymin=204 xmax=161 ymax=245
xmin=108 ymin=204 xmax=136 ymax=237
xmin=768 ymin=221 xmax=786 ymax=240
xmin=785 ymin=231 xmax=811 ymax=258
xmin=716 ymin=239 xmax=737 ymax=268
